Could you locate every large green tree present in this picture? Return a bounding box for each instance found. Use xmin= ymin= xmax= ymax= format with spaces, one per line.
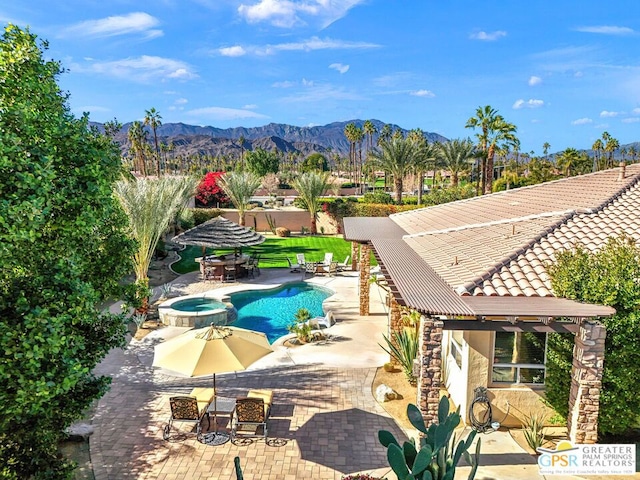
xmin=556 ymin=147 xmax=591 ymax=177
xmin=546 ymin=237 xmax=640 ymax=436
xmin=369 ymin=136 xmax=419 ymax=204
xmin=437 ymin=138 xmax=476 ymax=187
xmin=0 ymin=25 xmax=136 ymax=478
xmin=465 ymin=105 xmax=519 ymax=195
xmin=292 ymin=172 xmax=334 ymax=234
xmin=245 ymin=147 xmax=279 ymax=177
xmin=300 ymin=152 xmax=329 ymax=172
xmin=218 ymin=171 xmax=261 ymax=226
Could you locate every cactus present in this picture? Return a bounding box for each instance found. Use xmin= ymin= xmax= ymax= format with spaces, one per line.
xmin=378 ymin=396 xmax=480 ymax=480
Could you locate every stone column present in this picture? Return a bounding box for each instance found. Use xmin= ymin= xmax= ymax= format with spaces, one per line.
xmin=417 ymin=318 xmax=444 ymax=425
xmin=567 ymin=320 xmax=606 ymax=444
xmin=351 ymin=241 xmax=359 ymax=271
xmin=358 ymin=243 xmax=371 ymax=315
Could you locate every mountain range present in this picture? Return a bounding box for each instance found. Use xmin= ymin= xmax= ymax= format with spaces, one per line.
xmin=106 ymin=119 xmax=449 ymax=159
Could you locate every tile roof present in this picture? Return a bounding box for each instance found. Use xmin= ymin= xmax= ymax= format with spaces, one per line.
xmin=343 ymin=164 xmax=639 ymax=318
xmin=395 ymin=164 xmax=640 ymax=298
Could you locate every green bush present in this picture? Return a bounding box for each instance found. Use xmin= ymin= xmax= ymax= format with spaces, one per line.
xmin=178 ymin=208 xmax=195 ymax=231
xmin=191 ymin=207 xmax=223 ymax=225
xmin=362 ymin=191 xmax=394 ymax=204
xmin=547 ymin=236 xmax=640 ymax=436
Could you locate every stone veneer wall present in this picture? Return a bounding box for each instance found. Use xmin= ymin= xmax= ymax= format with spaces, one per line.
xmin=417 ymin=318 xmax=444 ymax=424
xmin=358 ymin=243 xmax=371 ymax=315
xmin=567 ymin=320 xmax=606 ymax=444
xmin=351 ymin=241 xmax=359 ymax=272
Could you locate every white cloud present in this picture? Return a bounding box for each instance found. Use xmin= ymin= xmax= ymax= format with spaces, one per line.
xmin=63 ymin=12 xmax=162 ymax=39
xmin=279 ymin=84 xmax=364 ymax=103
xmin=219 ymin=45 xmax=246 ymax=57
xmin=237 ymin=0 xmax=365 ymax=29
xmin=469 ymin=30 xmax=507 ymax=41
xmin=243 ymin=104 xmax=258 ymax=109
xmin=512 ymin=99 xmax=544 ymax=109
xmin=223 ymin=36 xmax=379 ymax=56
xmin=622 ymin=117 xmax=640 ymax=123
xmin=633 ymin=108 xmax=640 ymax=115
xmin=410 ymin=89 xmax=435 ymax=97
xmin=186 ymin=106 xmax=268 ymax=120
xmin=600 ymin=110 xmax=621 ymax=117
xmin=329 ymin=62 xmax=349 ymax=74
xmin=175 ymin=98 xmax=188 ymax=105
xmin=272 ymin=80 xmax=296 ymax=88
xmin=528 ymin=75 xmax=542 ymax=86
xmin=575 ymin=25 xmax=635 ymax=35
xmin=301 ymin=78 xmax=314 ymax=86
xmin=87 ymin=56 xmax=197 ymax=83
xmin=571 ymin=117 xmax=593 ymax=125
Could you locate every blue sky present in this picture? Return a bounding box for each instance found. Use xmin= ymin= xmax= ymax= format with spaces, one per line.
xmin=3 ymin=0 xmax=640 ymax=154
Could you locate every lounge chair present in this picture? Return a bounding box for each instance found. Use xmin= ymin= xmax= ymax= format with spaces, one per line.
xmin=287 ymin=257 xmax=301 ymax=273
xmin=231 ymin=389 xmax=273 ymax=442
xmin=337 ymin=255 xmax=350 ymax=272
xmin=305 ymin=310 xmax=335 ymax=330
xmin=296 ymin=253 xmax=306 ymax=266
xmin=163 ymin=392 xmax=212 ymax=441
xmin=323 ymin=252 xmax=333 ymax=266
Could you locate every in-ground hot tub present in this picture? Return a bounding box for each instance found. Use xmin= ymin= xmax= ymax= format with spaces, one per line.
xmin=158 ymin=295 xmax=237 ymax=328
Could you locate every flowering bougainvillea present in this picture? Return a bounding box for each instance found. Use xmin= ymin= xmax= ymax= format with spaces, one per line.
xmin=195 ymin=171 xmax=230 ymax=207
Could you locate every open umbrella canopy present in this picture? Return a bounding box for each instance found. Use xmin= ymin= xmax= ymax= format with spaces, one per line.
xmin=171 ymin=216 xmax=265 ymax=250
xmin=152 ymin=324 xmax=273 ymax=377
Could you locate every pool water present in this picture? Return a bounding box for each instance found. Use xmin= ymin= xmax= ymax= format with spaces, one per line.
xmin=230 ymin=282 xmax=332 ymax=343
xmin=171 ymin=298 xmax=227 ymax=312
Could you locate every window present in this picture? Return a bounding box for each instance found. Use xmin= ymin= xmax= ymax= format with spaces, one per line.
xmin=492 ymin=332 xmax=546 ymax=384
xmin=450 ymin=330 xmax=464 ymax=369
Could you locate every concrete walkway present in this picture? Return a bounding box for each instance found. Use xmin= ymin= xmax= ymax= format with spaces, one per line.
xmin=89 ymin=269 xmax=616 ymax=479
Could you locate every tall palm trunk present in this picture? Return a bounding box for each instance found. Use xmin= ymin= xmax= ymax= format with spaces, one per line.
xmin=394 ymin=177 xmax=403 ymax=204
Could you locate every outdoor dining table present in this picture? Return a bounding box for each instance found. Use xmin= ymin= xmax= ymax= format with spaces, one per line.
xmin=197 ymin=254 xmax=251 ymax=278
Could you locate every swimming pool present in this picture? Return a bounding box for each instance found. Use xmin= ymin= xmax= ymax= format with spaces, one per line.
xmin=229 ymin=282 xmax=333 ymax=343
xmin=171 ymin=298 xmax=227 ymax=312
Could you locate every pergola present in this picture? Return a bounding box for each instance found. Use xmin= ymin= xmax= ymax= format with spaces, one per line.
xmin=342 ymin=164 xmax=640 ymax=444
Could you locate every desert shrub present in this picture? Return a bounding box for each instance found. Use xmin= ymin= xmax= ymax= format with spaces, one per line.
xmin=379 ymin=329 xmax=419 ymax=384
xmin=275 ymin=227 xmax=291 ymax=237
xmin=191 ymin=208 xmax=223 ymax=225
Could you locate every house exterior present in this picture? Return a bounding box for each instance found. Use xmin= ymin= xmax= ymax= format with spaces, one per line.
xmin=343 ymin=163 xmax=640 ymax=443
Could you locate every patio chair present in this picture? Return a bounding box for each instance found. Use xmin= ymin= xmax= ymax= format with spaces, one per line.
xmin=231 ymin=390 xmax=273 ymax=441
xmin=296 ymin=253 xmax=306 ymax=266
xmin=323 ymin=252 xmax=333 ymax=266
xmin=163 ymin=395 xmax=211 ymax=441
xmin=337 ymin=255 xmax=350 ymax=272
xmin=287 ymin=257 xmax=301 ymax=273
xmin=305 ymin=310 xmax=335 ymax=330
xmin=224 ymin=265 xmax=237 ymax=282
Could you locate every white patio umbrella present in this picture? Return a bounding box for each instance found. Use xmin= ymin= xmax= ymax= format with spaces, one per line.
xmin=153 ymin=324 xmax=273 ymax=444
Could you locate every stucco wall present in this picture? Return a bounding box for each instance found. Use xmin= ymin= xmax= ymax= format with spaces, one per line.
xmin=461 ymin=330 xmax=554 ymax=428
xmin=221 ymin=210 xmax=337 ymax=234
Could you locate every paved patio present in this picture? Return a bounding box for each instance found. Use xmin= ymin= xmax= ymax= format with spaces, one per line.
xmin=91 ymin=270 xmax=403 ymax=479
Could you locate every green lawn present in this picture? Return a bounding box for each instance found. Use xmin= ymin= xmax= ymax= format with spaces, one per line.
xmin=172 ymin=235 xmax=371 ymax=274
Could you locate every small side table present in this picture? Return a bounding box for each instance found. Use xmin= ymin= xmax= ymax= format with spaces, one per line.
xmin=207 ymin=396 xmax=236 ymax=432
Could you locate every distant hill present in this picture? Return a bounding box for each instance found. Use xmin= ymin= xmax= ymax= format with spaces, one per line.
xmin=99 ymin=119 xmax=449 ymax=158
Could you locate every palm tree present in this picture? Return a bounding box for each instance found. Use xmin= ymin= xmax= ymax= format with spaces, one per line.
xmin=437 ymin=138 xmax=476 ymax=187
xmin=407 ymin=129 xmax=431 ymax=203
xmin=344 ymin=123 xmax=358 ymax=183
xmin=292 ymin=171 xmax=334 ymax=234
xmin=592 ymin=138 xmax=604 ymax=172
xmin=217 ymin=171 xmax=261 ymax=226
xmin=556 ymin=148 xmax=591 ymax=176
xmin=628 ymin=145 xmax=638 ymax=164
xmin=363 ymin=120 xmax=377 ymax=153
xmin=379 ymin=124 xmax=393 ymax=144
xmin=128 ymin=120 xmax=148 ymax=176
xmin=465 ymin=105 xmax=519 ymax=195
xmin=114 ymin=176 xmax=196 ymax=309
xmin=144 ymin=107 xmax=162 ymax=177
xmin=238 ymin=134 xmax=246 ymax=170
xmin=353 ymin=126 xmax=365 ymax=193
xmin=369 ymin=137 xmax=418 ymax=204
xmin=543 ymin=142 xmax=551 ymax=160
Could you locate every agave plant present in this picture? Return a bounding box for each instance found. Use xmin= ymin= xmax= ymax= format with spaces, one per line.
xmin=379 ymin=328 xmax=419 ymax=383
